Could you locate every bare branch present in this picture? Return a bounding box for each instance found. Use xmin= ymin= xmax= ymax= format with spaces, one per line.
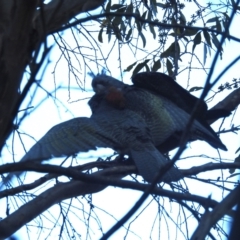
xmin=0 ymin=161 xmax=231 ymax=239
xmin=191 ymin=185 xmax=240 ymax=240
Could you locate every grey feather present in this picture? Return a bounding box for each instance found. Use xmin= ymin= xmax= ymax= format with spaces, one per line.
xmin=1 ymin=73 xmax=227 ymax=187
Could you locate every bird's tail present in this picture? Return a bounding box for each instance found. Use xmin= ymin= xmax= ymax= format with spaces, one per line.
xmin=130 ymin=149 xmax=182 ymax=183
xmin=163 ymin=98 xmax=227 ymax=151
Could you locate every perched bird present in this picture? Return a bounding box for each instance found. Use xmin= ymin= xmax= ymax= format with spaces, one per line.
xmin=92 ymin=72 xmax=230 ymax=152
xmin=90 ymin=73 xmax=228 ymax=181
xmin=1 ymin=73 xmax=228 ymax=187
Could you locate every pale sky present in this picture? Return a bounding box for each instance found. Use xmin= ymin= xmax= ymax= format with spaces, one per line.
xmin=1 ymin=0 xmax=240 ymax=239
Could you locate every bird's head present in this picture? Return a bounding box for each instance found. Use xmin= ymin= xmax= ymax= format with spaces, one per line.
xmin=91 ymin=74 xmax=127 ymax=110
xmin=92 ymin=74 xmax=125 ymax=94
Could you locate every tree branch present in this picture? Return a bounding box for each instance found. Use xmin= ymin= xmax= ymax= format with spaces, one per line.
xmin=191 ymin=184 xmax=240 ymax=240
xmin=181 ymin=162 xmax=240 ymax=176
xmin=211 ymin=87 xmax=240 ymax=113
xmin=33 ymin=0 xmax=105 ymax=34
xmin=0 ymin=161 xmax=235 ymax=238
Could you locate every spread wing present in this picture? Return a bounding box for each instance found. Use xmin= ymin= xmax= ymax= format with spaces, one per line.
xmin=1 ymin=101 xmax=182 ymax=186
xmin=20 ymin=117 xmax=117 ymax=162
xmin=1 ymin=117 xmax=116 ymax=187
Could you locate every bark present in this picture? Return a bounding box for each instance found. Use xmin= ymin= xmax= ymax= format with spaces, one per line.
xmin=191 ymin=185 xmax=240 ymax=240
xmin=211 ymin=87 xmax=240 ymax=113
xmin=0 ymin=0 xmax=105 ymax=152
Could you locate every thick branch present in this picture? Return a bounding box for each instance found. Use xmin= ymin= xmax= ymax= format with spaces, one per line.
xmin=0 ymin=166 xmax=129 ymax=239
xmin=211 ymin=87 xmax=240 ymax=113
xmin=0 ymin=0 xmax=105 ymax=152
xmin=181 ymin=162 xmax=240 ymax=176
xmin=191 ymin=184 xmax=240 ymax=240
xmin=0 ymin=0 xmax=38 ymax=150
xmin=33 ymin=0 xmax=105 ymax=34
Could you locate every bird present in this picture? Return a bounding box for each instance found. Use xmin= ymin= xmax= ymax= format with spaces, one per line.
xmin=91 ymin=73 xmax=228 ymax=152
xmin=1 ymin=72 xmax=228 ymax=187
xmin=89 ymin=73 xmax=228 ymax=180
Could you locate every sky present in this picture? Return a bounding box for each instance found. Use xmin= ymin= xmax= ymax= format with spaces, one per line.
xmin=1 ymin=0 xmax=240 ymax=239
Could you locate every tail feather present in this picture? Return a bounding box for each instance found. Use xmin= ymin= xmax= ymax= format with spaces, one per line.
xmin=192 ymin=123 xmax=227 ymax=151
xmin=130 ymin=149 xmax=182 ymax=183
xmin=162 ymin=97 xmax=227 ymax=151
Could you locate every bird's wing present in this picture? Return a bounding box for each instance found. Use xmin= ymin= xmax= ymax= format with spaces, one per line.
xmin=131 ymin=72 xmax=208 ymax=119
xmin=131 ymin=72 xmax=229 ymax=151
xmin=20 ymin=117 xmax=117 ymax=162
xmin=1 ymin=117 xmax=117 ymax=187
xmin=1 ymin=101 xmax=182 ymax=187
xmin=132 ymin=72 xmax=231 ymax=121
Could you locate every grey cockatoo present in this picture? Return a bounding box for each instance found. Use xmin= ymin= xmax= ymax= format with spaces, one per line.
xmin=1 ymin=72 xmax=228 ymax=187
xmin=89 ymin=74 xmax=227 ymax=180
